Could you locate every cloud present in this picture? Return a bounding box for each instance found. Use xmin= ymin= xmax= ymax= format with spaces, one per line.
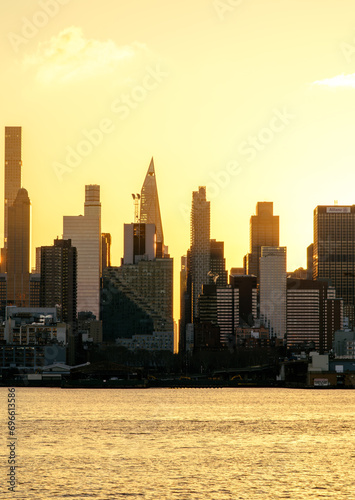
xmin=23 ymin=27 xmax=148 ymax=84
xmin=313 ymin=73 xmax=355 ymax=88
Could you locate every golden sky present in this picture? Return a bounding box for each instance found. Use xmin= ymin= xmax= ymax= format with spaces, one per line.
xmin=2 ymin=0 xmax=355 ymax=320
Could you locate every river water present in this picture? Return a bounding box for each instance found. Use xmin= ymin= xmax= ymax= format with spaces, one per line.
xmin=1 ymin=387 xmax=355 ymax=499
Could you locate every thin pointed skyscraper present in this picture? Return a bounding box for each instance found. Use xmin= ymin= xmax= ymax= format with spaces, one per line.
xmin=140 ymin=157 xmax=165 ymax=258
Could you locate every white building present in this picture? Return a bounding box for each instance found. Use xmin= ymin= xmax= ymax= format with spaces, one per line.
xmin=260 ymin=246 xmax=286 ymax=339
xmin=63 ymin=185 xmax=101 ymax=318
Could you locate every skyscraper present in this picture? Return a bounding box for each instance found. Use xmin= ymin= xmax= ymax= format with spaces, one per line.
xmin=190 ymin=186 xmax=210 ymax=321
xmin=140 ymin=157 xmax=164 ymax=257
xmin=2 ymin=127 xmax=22 ymax=271
xmin=7 ymin=188 xmax=31 ymax=307
xmin=313 ymin=205 xmax=355 ymax=324
xmin=210 ymin=240 xmax=228 ymax=287
xmin=4 ymin=127 xmax=22 ymax=249
xmin=259 ymin=246 xmax=286 ymax=339
xmin=102 ymin=220 xmax=174 ymax=346
xmin=63 ymin=185 xmax=101 ymax=318
xmin=245 ymin=202 xmax=279 ymax=281
xmin=40 ymin=239 xmax=77 ymax=325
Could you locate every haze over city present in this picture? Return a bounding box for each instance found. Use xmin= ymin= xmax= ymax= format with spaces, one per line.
xmin=2 ymin=0 xmax=355 ymax=322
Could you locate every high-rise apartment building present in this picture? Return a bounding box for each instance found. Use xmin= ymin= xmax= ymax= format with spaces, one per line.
xmin=210 ymin=240 xmax=228 ymax=287
xmin=40 ymin=239 xmax=77 ymax=325
xmin=7 ymin=188 xmax=31 ymax=307
xmin=140 ymin=158 xmax=165 ymax=258
xmin=260 ymin=246 xmax=286 ymax=339
xmin=63 ymin=185 xmax=101 ymax=318
xmin=287 ymin=278 xmax=342 ymax=352
xmin=245 ymin=202 xmax=279 ymax=281
xmin=313 ymin=205 xmax=355 ymax=324
xmin=190 ymin=186 xmax=210 ymax=321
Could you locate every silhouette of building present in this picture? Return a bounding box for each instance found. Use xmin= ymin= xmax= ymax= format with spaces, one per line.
xmin=140 ymin=157 xmax=165 ymax=257
xmin=313 ymin=205 xmax=355 ymax=324
xmin=2 ymin=127 xmax=22 ymax=272
xmin=287 ymin=278 xmax=342 ymax=352
xmin=7 ymin=188 xmax=31 ymax=307
xmin=102 ymin=246 xmax=174 ymax=346
xmin=210 ymin=240 xmax=228 ymax=287
xmin=244 ymin=202 xmax=279 ymax=281
xmin=63 ymin=185 xmax=101 ymax=318
xmin=40 ymin=239 xmax=77 ymax=325
xmin=229 ymin=274 xmax=257 ymax=326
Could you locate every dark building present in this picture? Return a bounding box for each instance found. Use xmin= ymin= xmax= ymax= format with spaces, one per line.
xmin=244 ymin=202 xmax=279 ymax=282
xmin=286 ymin=278 xmax=342 ymax=352
xmin=7 ymin=188 xmax=31 ymax=307
xmin=40 ymin=239 xmax=77 ymax=325
xmin=198 ymin=284 xmax=218 ymax=324
xmin=0 ymin=274 xmax=6 ymax=319
xmin=210 ymin=240 xmax=228 ymax=287
xmin=102 ymin=219 xmax=173 ymax=344
xmin=230 ymin=274 xmax=257 ymax=326
xmin=30 ymin=274 xmax=41 ymax=308
xmin=194 ymin=322 xmax=221 ymax=350
xmin=313 ymin=205 xmax=355 ymax=324
xmin=179 ymin=254 xmax=191 ymax=353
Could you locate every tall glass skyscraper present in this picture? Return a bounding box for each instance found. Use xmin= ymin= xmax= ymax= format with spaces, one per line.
xmin=140 ymin=157 xmax=164 ymax=257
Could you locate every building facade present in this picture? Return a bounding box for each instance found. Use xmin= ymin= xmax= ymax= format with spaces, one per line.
xmin=313 ymin=205 xmax=355 ymax=324
xmin=190 ymin=186 xmax=210 ymax=321
xmin=245 ymin=202 xmax=279 ymax=281
xmin=40 ymin=239 xmax=77 ymax=325
xmin=63 ymin=185 xmax=101 ymax=318
xmin=7 ymin=188 xmax=31 ymax=307
xmin=4 ymin=126 xmax=22 ymax=257
xmin=140 ymin=158 xmax=165 ymax=257
xmin=259 ymin=246 xmax=286 ymax=339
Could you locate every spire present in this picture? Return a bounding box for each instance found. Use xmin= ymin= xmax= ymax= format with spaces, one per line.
xmin=140 ymin=157 xmax=164 ymax=256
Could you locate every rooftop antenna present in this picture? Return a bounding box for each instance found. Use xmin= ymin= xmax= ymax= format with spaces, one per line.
xmin=131 ymin=193 xmax=141 ymax=223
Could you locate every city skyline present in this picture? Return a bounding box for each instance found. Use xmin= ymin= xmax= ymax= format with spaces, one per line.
xmin=3 ymin=1 xmax=355 ymax=321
